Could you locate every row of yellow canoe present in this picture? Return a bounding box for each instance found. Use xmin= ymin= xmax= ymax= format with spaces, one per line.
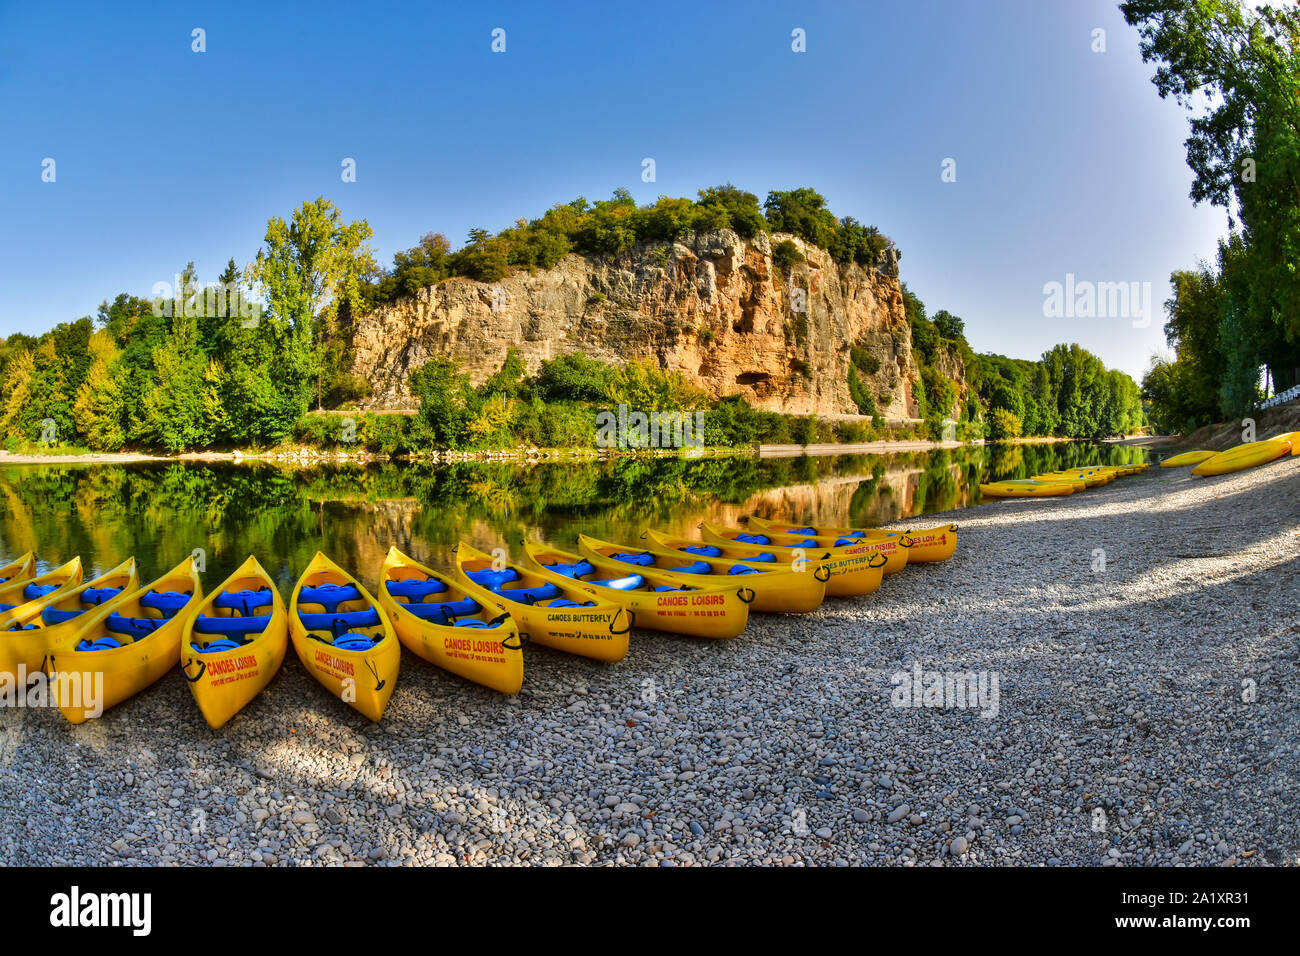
xmin=1160 ymin=432 xmax=1297 ymax=475
xmin=978 ymin=463 xmax=1150 ymax=499
xmin=0 ymin=519 xmax=958 ymax=726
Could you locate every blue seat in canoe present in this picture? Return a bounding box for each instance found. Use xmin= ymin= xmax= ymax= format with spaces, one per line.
xmin=105 ymin=614 xmax=165 ymax=641
xmin=213 ymin=588 xmax=274 ymax=613
xmin=735 ymin=533 xmax=771 ymax=545
xmin=832 ymin=537 xmax=859 ymax=547
xmin=385 ymin=578 xmax=449 ymax=602
xmin=611 ymin=552 xmax=655 ymax=567
xmin=298 ymin=583 xmax=362 ymax=613
xmin=681 ymin=545 xmax=723 ymax=558
xmin=548 ymin=598 xmax=597 ymax=609
xmin=540 ymin=560 xmax=596 ymax=578
xmin=193 ymin=637 xmax=243 ymax=654
xmin=590 ymin=574 xmax=644 ymax=591
xmin=76 ymin=636 xmax=123 ymax=652
xmin=793 ymin=538 xmax=819 ymax=548
xmin=42 ymin=607 xmax=86 ymax=625
xmin=0 ymin=603 xmax=13 ymax=613
xmin=498 ymin=583 xmax=562 ymax=604
xmin=297 ymin=607 xmax=381 ymax=632
xmin=326 ymin=633 xmax=380 ymax=652
xmin=140 ymin=589 xmax=194 ymax=617
xmin=23 ymin=583 xmax=59 ymax=601
xmin=674 ymin=561 xmax=713 ymax=576
xmin=81 ymin=586 xmax=123 ymax=606
xmin=845 ymin=531 xmax=866 ymax=538
xmin=727 ymin=564 xmax=758 ymax=575
xmin=792 ymin=526 xmax=817 ymax=534
xmin=453 ymin=618 xmax=502 ymax=629
xmin=192 ymin=614 xmax=272 ymax=640
xmin=465 ymin=568 xmax=521 ymax=589
xmin=401 ymin=598 xmax=481 ymax=622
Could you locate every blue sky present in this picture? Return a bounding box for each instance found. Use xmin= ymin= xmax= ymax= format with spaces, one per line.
xmin=0 ymin=0 xmax=1230 ymax=380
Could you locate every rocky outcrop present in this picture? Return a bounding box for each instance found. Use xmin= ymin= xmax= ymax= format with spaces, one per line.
xmin=349 ymin=229 xmax=918 ymax=417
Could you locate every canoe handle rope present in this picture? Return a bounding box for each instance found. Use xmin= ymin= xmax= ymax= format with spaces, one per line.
xmin=898 ymin=537 xmax=913 ymax=549
xmin=869 ymin=553 xmax=888 ymax=568
xmin=735 ymin=587 xmax=755 ymax=605
xmin=638 ymin=530 xmax=648 ymax=539
xmin=502 ymin=631 xmax=529 ymax=651
xmin=948 ymin=524 xmax=958 ymax=533
xmin=610 ymin=607 xmax=635 ymax=635
xmin=813 ymin=566 xmax=831 ymax=583
xmin=181 ymin=657 xmax=207 ymax=682
xmin=365 ymin=658 xmax=385 ymax=692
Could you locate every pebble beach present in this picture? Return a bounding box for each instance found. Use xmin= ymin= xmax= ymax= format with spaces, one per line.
xmin=2 ymin=455 xmax=1297 ymax=867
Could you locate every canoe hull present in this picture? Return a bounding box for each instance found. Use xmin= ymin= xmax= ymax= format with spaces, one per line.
xmin=456 ymin=543 xmax=630 ymax=662
xmin=577 ymin=535 xmax=826 ymax=613
xmin=523 ymin=542 xmax=749 ymax=640
xmin=380 ymin=547 xmax=524 ymax=695
xmin=182 ymin=556 xmax=289 ymax=729
xmin=746 ymin=519 xmax=957 ymax=565
xmin=46 ymin=558 xmax=202 ymax=724
xmin=0 ymin=557 xmax=84 ymax=678
xmin=691 ymin=527 xmax=887 ymax=598
xmin=1192 ymin=438 xmax=1292 ymax=476
xmin=290 ymin=552 xmax=400 ymax=722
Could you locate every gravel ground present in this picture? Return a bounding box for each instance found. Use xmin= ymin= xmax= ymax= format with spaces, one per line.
xmin=2 ymin=456 xmax=1298 ymax=866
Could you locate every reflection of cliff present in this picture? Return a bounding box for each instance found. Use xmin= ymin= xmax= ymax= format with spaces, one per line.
xmin=734 ymin=462 xmax=975 ymax=527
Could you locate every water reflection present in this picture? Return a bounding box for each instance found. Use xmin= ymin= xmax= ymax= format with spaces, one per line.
xmin=0 ymin=442 xmax=1147 ymax=592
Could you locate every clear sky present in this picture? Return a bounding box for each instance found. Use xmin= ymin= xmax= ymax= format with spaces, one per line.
xmin=0 ymin=0 xmax=1231 ymax=380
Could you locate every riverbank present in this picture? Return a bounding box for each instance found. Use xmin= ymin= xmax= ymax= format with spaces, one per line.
xmin=1 ymin=452 xmax=1296 ymax=866
xmin=0 ymin=433 xmax=1086 ymax=466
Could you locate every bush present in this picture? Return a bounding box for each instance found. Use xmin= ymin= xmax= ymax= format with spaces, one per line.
xmin=987 ymin=407 xmax=1023 ymax=441
xmin=850 ymin=345 xmax=880 ymax=375
xmin=533 ymin=353 xmax=616 ymax=403
xmin=791 ymin=414 xmax=818 ymax=445
xmin=772 ymin=239 xmax=804 ymax=271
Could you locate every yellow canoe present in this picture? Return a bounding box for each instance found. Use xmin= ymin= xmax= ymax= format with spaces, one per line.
xmin=523 ymin=540 xmax=751 ymax=640
xmin=643 ymin=528 xmax=878 ymax=597
xmin=577 ymin=533 xmax=827 ymax=613
xmin=1031 ymin=474 xmax=1091 ymax=491
xmin=667 ymin=527 xmax=886 ymax=598
xmin=1192 ymin=437 xmax=1292 ymax=476
xmin=0 ymin=552 xmax=36 ymax=586
xmin=701 ymin=521 xmax=906 ymax=579
xmin=180 ymin=555 xmax=288 ymax=729
xmin=1269 ymin=431 xmax=1300 ymax=456
xmin=378 ymin=546 xmax=524 ymax=695
xmin=455 ymin=542 xmax=631 ymax=661
xmin=46 ymin=556 xmax=203 ymax=724
xmin=1159 ymin=451 xmax=1216 ymax=468
xmin=747 ymin=518 xmax=958 ymax=564
xmin=3 ymin=557 xmax=138 ymax=666
xmin=979 ymin=480 xmax=1076 ymax=498
xmin=0 ymin=557 xmax=84 ymax=678
xmin=289 ymin=552 xmax=400 ymax=722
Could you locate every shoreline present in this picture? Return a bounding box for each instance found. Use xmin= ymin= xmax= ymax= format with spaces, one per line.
xmin=0 ymin=433 xmax=1121 ymax=467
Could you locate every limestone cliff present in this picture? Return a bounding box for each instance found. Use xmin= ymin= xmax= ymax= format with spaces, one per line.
xmin=349 ymin=229 xmax=921 ymax=417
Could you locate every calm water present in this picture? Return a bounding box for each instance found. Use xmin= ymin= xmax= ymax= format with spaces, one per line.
xmin=0 ymin=443 xmax=1147 ymax=592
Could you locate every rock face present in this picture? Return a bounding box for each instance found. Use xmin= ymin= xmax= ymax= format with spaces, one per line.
xmin=350 ymin=229 xmax=919 ymax=417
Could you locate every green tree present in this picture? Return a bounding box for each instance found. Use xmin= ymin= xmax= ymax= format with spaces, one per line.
xmin=249 ymin=198 xmax=376 ymax=426
xmin=144 ymin=311 xmax=208 ymax=451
